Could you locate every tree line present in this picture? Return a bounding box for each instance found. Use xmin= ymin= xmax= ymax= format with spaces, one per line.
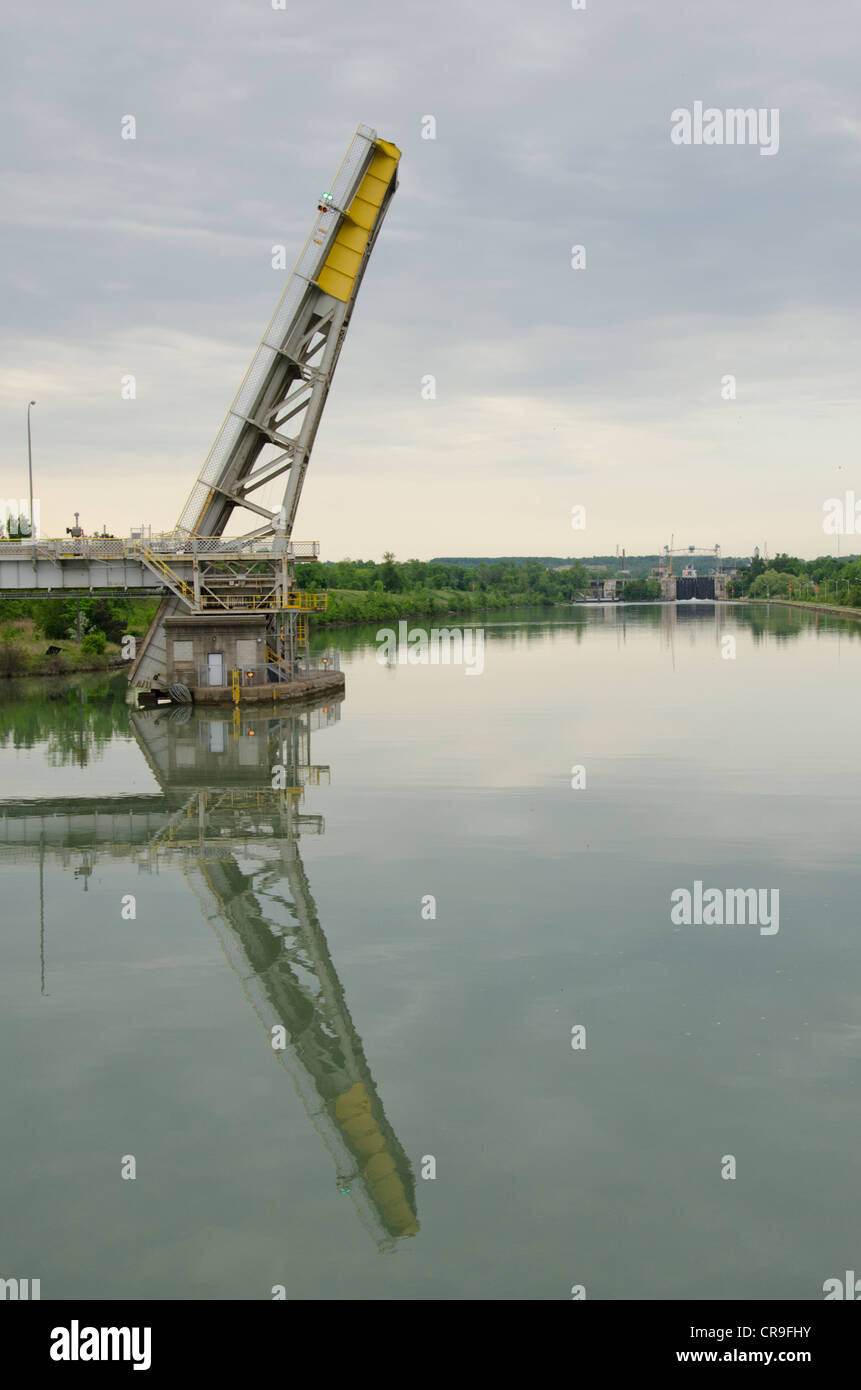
xmin=294 ymin=553 xmax=594 ymax=624
xmin=728 ymin=553 xmax=861 ymax=607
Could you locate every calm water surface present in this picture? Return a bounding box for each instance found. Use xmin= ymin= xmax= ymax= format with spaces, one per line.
xmin=1 ymin=602 xmax=859 ymax=1300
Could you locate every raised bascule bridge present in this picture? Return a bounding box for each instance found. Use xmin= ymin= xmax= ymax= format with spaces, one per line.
xmin=0 ymin=125 xmax=401 ymax=705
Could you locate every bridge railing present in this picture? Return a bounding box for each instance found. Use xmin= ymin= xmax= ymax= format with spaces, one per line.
xmin=0 ymin=537 xmax=320 ymax=562
xmin=188 ymin=591 xmax=327 ymax=612
xmin=138 ymin=534 xmax=319 ymax=559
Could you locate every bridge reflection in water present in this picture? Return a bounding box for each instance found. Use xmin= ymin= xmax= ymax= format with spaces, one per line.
xmin=0 ymin=693 xmax=419 ymax=1252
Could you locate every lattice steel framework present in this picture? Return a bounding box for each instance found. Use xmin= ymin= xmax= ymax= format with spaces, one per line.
xmin=177 ymin=124 xmax=400 ymax=544
xmin=129 ymin=125 xmax=400 ymax=689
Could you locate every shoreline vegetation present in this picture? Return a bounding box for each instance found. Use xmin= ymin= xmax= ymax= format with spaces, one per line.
xmin=2 ymin=553 xmax=860 ymax=680
xmin=733 ymin=596 xmax=861 ymax=620
xmin=0 ymin=596 xmax=155 ymax=681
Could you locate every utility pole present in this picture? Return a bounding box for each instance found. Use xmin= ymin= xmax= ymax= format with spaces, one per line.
xmin=39 ymin=832 xmax=47 ymax=996
xmin=27 ymin=400 xmax=37 ymax=538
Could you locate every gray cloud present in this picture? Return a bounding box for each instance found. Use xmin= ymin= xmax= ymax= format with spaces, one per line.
xmin=2 ymin=0 xmax=860 ymax=556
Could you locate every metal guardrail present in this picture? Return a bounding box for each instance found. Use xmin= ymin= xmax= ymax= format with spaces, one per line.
xmin=304 ymin=650 xmax=340 ymax=673
xmin=194 ymin=591 xmax=327 ymax=612
xmin=196 ymin=653 xmax=340 ymax=687
xmin=135 ymin=535 xmax=320 ymax=559
xmin=199 ymin=663 xmax=274 ymax=687
xmin=0 ymin=536 xmax=320 ymax=561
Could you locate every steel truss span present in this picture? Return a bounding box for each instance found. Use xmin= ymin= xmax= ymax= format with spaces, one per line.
xmin=177 ymin=124 xmax=400 ymax=546
xmin=127 ymin=124 xmax=401 ymax=687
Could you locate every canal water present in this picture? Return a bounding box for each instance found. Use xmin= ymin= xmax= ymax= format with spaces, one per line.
xmin=0 ymin=602 xmax=858 ymax=1300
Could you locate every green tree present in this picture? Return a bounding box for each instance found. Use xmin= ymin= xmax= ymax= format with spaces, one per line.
xmin=37 ymin=599 xmax=76 ymax=640
xmin=749 ymin=568 xmax=793 ymax=598
xmin=381 ymin=551 xmax=401 ymax=592
xmin=622 ymin=578 xmax=660 ymax=601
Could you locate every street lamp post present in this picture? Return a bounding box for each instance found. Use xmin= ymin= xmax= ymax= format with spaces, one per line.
xmin=27 ymin=400 xmax=37 ymax=539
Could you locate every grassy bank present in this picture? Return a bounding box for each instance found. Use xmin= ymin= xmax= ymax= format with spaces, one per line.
xmin=0 ymin=594 xmax=158 ymax=679
xmin=0 ymin=617 xmax=131 ymax=677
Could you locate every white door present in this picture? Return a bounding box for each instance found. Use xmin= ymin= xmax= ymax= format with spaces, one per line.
xmin=207 ymin=652 xmax=224 ymax=686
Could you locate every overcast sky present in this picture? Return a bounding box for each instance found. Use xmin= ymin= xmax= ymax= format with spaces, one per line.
xmin=2 ymin=0 xmax=860 ymax=560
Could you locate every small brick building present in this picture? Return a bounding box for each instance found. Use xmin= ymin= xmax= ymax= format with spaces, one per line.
xmin=163 ymin=615 xmax=269 ymax=689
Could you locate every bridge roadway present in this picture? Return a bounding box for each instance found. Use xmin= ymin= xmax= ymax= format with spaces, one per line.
xmin=0 ymin=534 xmax=320 ymax=609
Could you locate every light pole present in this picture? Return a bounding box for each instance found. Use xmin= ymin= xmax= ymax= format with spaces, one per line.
xmin=27 ymin=400 xmax=37 ymax=539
